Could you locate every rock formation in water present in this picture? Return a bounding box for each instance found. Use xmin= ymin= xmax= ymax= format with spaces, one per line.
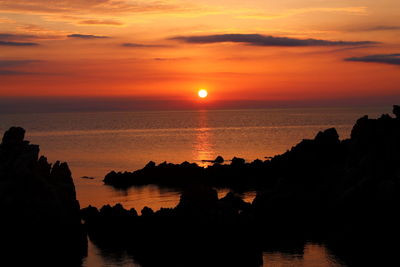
xmin=4 ymin=106 xmax=400 ymax=266
xmin=96 ymin=105 xmax=400 ymax=266
xmin=0 ymin=127 xmax=87 ymax=265
xmin=104 ymin=156 xmax=270 ymax=189
xmin=253 ymin=106 xmax=400 ymax=218
xmin=81 ymin=188 xmax=261 ymax=267
xmin=104 ymin=107 xmax=400 ymax=205
xmin=103 ymin=127 xmax=347 ymax=190
xmin=253 ymin=106 xmax=400 ymax=265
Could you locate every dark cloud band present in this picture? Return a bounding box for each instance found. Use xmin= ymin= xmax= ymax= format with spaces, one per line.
xmin=78 ymin=20 xmax=123 ymax=26
xmin=67 ymin=34 xmax=109 ymax=39
xmin=0 ymin=40 xmax=38 ymax=46
xmin=121 ymin=43 xmax=168 ymax=48
xmin=0 ymin=60 xmax=41 ymax=67
xmin=345 ymin=54 xmax=400 ymax=66
xmin=0 ymin=70 xmax=37 ymax=75
xmin=170 ymin=34 xmax=377 ymax=47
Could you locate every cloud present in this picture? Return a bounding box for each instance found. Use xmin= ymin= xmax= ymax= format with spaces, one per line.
xmin=0 ymin=32 xmax=61 ymax=41
xmin=152 ymin=57 xmax=189 ymax=61
xmin=345 ymin=54 xmax=400 ymax=66
xmin=170 ymin=34 xmax=377 ymax=47
xmin=0 ymin=60 xmax=43 ymax=75
xmin=78 ymin=19 xmax=123 ymax=26
xmin=0 ymin=40 xmax=38 ymax=46
xmin=0 ymin=0 xmax=193 ymax=16
xmin=348 ymin=25 xmax=400 ymax=32
xmin=1 ymin=31 xmax=62 ymax=41
xmin=0 ymin=33 xmax=38 ymax=41
xmin=238 ymin=6 xmax=368 ymax=20
xmin=121 ymin=42 xmax=168 ymax=48
xmin=0 ymin=60 xmax=41 ymax=67
xmin=0 ymin=70 xmax=37 ymax=75
xmin=67 ymin=34 xmax=109 ymax=39
xmin=366 ymin=26 xmax=400 ymax=31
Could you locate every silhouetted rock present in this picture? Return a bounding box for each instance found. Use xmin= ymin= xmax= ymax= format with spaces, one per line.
xmin=103 ymin=107 xmax=400 ymax=229
xmin=177 ymin=186 xmax=218 ymax=210
xmin=315 ymin=127 xmax=339 ymax=144
xmin=82 ymin=191 xmax=261 ymax=267
xmin=219 ymin=191 xmax=250 ymax=211
xmin=141 ymin=206 xmax=154 ymax=216
xmin=91 ymin=106 xmax=400 ymax=267
xmin=231 ymin=156 xmax=246 ymax=166
xmin=214 ymin=155 xmax=224 ymax=164
xmin=104 ymin=156 xmax=269 ymax=189
xmin=251 ymin=106 xmax=400 ymax=266
xmin=145 ymin=160 xmax=156 ymax=168
xmin=1 ymin=126 xmax=25 ymax=147
xmin=102 ymin=128 xmax=342 ymax=190
xmin=0 ymin=127 xmax=87 ymax=265
xmin=104 ymin=160 xmax=206 ymax=188
xmin=176 ymin=186 xmax=219 ymax=219
xmin=393 ymin=105 xmax=400 ymax=118
xmin=4 ymin=105 xmax=400 ymax=267
xmin=81 ymin=176 xmax=95 ymax=179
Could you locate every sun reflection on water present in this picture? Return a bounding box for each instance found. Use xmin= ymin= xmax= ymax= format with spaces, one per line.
xmin=194 ymin=110 xmax=215 ymax=167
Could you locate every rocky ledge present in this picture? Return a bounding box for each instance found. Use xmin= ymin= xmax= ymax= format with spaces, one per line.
xmin=104 ymin=106 xmax=400 ymax=193
xmin=0 ymin=127 xmax=87 ymax=265
xmin=82 ymin=187 xmax=261 ymax=267
xmin=92 ymin=105 xmax=400 ymax=266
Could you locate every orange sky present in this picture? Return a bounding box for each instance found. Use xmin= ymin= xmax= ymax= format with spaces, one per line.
xmin=1 ymin=0 xmax=400 ymax=107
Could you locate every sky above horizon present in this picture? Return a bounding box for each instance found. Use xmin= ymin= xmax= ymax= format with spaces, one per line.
xmin=1 ymin=0 xmax=400 ymax=108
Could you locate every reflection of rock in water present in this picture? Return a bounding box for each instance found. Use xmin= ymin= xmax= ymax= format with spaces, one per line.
xmin=0 ymin=127 xmax=87 ymax=266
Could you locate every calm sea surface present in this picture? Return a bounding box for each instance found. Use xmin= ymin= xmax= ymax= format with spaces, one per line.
xmin=0 ymin=106 xmax=389 ymax=267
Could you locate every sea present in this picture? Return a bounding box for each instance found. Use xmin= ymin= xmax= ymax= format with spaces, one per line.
xmin=0 ymin=106 xmax=390 ymax=267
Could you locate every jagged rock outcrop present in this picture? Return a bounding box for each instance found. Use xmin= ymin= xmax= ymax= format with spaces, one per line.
xmin=95 ymin=105 xmax=400 ymax=266
xmin=214 ymin=155 xmax=224 ymax=164
xmin=104 ymin=156 xmax=269 ymax=189
xmin=251 ymin=106 xmax=400 ymax=266
xmin=0 ymin=127 xmax=87 ymax=265
xmin=81 ymin=189 xmax=260 ymax=267
xmin=393 ymin=105 xmax=400 ymax=118
xmin=102 ymin=128 xmax=344 ymax=190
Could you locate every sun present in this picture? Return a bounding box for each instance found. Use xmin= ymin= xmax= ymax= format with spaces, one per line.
xmin=198 ymin=89 xmax=208 ymax=98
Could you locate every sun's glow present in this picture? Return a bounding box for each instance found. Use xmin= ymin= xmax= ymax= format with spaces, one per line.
xmin=198 ymin=89 xmax=208 ymax=98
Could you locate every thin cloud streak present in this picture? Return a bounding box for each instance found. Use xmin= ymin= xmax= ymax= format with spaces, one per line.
xmin=121 ymin=43 xmax=169 ymax=48
xmin=0 ymin=32 xmax=60 ymax=41
xmin=0 ymin=0 xmax=197 ymax=16
xmin=238 ymin=6 xmax=368 ymax=20
xmin=0 ymin=70 xmax=40 ymax=75
xmin=345 ymin=54 xmax=400 ymax=66
xmin=0 ymin=40 xmax=38 ymax=46
xmin=0 ymin=33 xmax=39 ymax=41
xmin=78 ymin=19 xmax=123 ymax=26
xmin=170 ymin=34 xmax=378 ymax=47
xmin=0 ymin=60 xmax=41 ymax=67
xmin=347 ymin=25 xmax=400 ymax=32
xmin=68 ymin=34 xmax=109 ymax=39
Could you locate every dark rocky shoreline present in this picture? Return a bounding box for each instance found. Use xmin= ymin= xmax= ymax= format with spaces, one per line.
xmin=0 ymin=127 xmax=87 ymax=266
xmin=2 ymin=105 xmax=400 ymax=266
xmin=89 ymin=105 xmax=400 ymax=266
xmin=103 ymin=156 xmax=270 ymax=189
